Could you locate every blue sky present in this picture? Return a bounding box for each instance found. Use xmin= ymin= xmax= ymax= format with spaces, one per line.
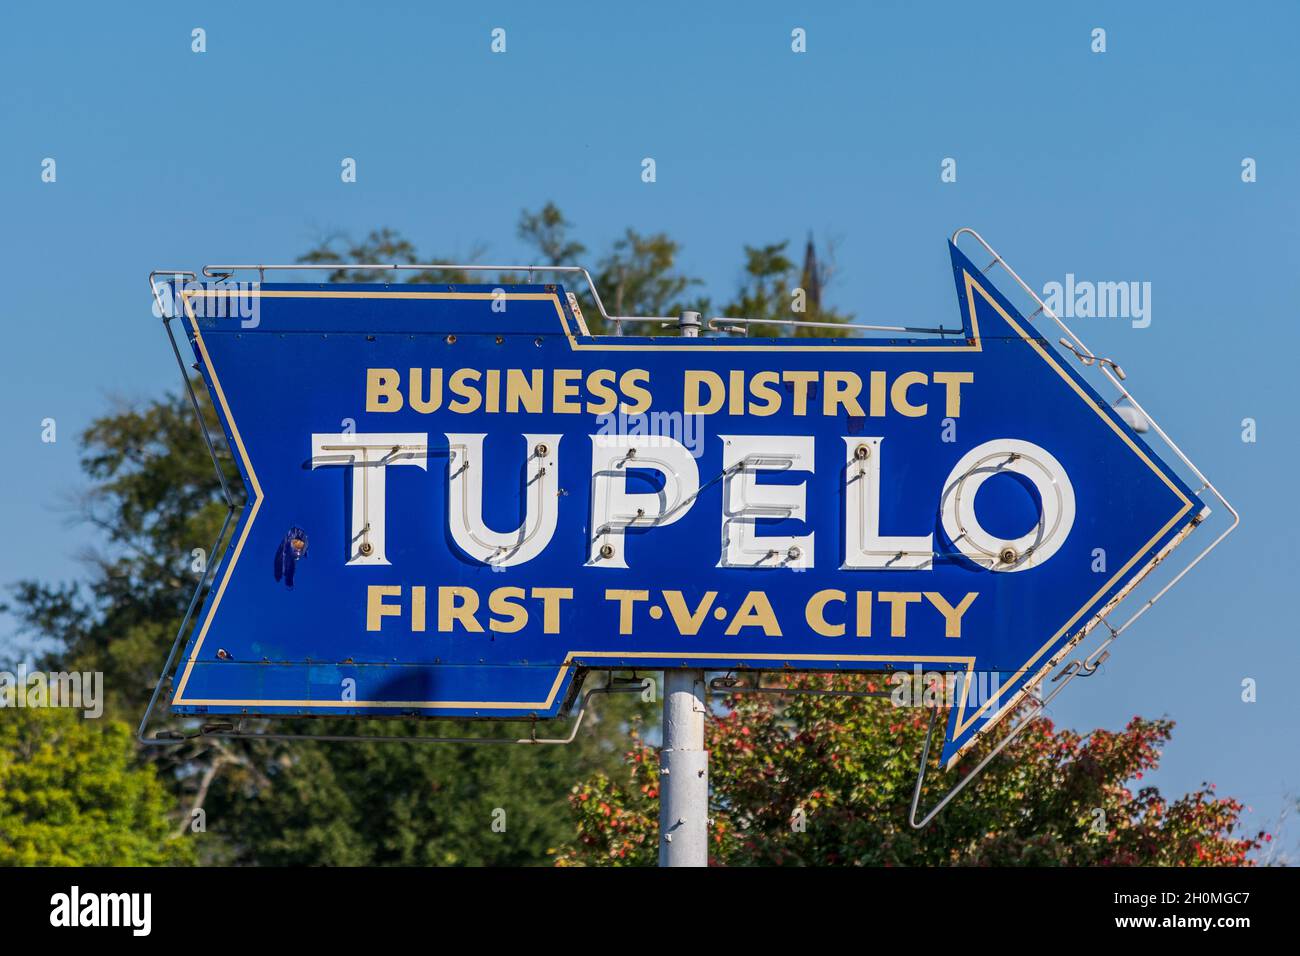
xmin=2 ymin=1 xmax=1297 ymax=855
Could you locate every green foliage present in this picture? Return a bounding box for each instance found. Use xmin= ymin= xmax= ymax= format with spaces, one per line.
xmin=517 ymin=201 xmax=586 ymax=265
xmin=721 ymin=240 xmax=853 ymax=338
xmin=203 ymin=707 xmax=648 ymax=866
xmin=0 ymin=702 xmax=194 ymax=866
xmin=514 ymin=204 xmax=849 ymax=337
xmin=296 ymin=227 xmax=482 ymax=285
xmin=295 ymin=210 xmax=856 ymax=338
xmin=556 ymin=675 xmax=1266 ymax=866
xmin=5 ymin=392 xmax=238 ymax=726
xmin=593 ymin=229 xmax=703 ymax=324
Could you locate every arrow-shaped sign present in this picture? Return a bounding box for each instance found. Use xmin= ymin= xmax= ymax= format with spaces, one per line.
xmin=161 ymin=241 xmax=1203 ymax=767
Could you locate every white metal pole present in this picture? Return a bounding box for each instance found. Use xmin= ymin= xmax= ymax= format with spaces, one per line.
xmin=659 ymin=669 xmax=708 ymax=866
xmin=659 ymin=310 xmax=708 ymax=868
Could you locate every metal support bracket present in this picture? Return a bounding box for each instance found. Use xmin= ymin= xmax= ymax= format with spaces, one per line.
xmin=909 ymin=648 xmax=1089 ymax=828
xmin=144 ymin=676 xmax=644 ymax=748
xmin=903 ymin=230 xmax=1239 ymax=825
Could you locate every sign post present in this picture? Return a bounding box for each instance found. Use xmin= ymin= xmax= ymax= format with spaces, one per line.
xmin=659 ymin=669 xmax=707 ymax=866
xmin=658 ymin=308 xmax=707 ymax=867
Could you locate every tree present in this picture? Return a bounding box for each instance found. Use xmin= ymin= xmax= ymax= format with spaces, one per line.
xmin=555 ymin=674 xmax=1266 ymax=866
xmin=296 ymin=227 xmax=483 ymax=285
xmin=719 ymin=239 xmax=854 ymax=339
xmin=517 ymin=201 xmax=586 ymax=265
xmin=515 ymin=205 xmax=710 ymax=334
xmin=515 ymin=207 xmax=864 ymax=339
xmin=5 ymin=392 xmax=240 ymax=728
xmin=203 ymin=707 xmax=647 ymax=866
xmin=0 ymin=701 xmax=194 ymax=866
xmin=594 ymin=229 xmax=704 ymax=324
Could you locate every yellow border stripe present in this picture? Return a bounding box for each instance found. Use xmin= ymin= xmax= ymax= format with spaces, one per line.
xmin=171 ymin=279 xmax=1195 ymax=764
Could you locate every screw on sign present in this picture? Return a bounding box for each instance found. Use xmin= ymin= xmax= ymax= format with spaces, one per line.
xmin=144 ymin=234 xmax=1229 ymax=866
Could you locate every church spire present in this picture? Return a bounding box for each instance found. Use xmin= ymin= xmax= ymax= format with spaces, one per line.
xmin=801 ymin=233 xmax=822 ymax=314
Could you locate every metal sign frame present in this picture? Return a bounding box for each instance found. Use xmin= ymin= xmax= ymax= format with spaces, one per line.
xmin=139 ymin=228 xmax=1235 ymax=827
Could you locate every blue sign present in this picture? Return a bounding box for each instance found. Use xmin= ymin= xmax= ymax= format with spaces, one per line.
xmin=163 ymin=242 xmax=1202 ymax=767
